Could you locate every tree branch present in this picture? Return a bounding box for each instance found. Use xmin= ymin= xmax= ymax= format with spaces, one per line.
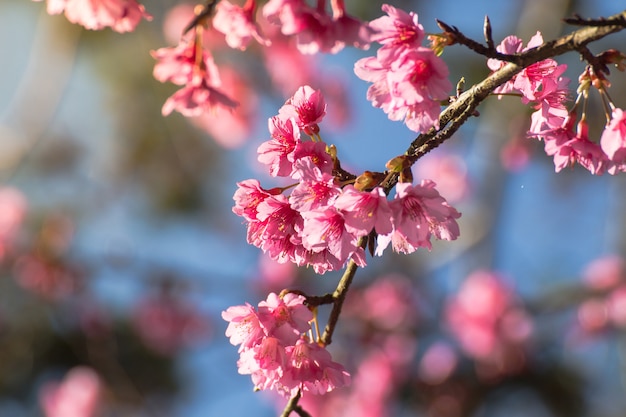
xmin=406 ymin=9 xmax=626 ymax=165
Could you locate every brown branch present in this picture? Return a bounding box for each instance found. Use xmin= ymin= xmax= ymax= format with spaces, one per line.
xmin=564 ymin=13 xmax=626 ymax=27
xmin=279 ymin=237 xmax=366 ymax=416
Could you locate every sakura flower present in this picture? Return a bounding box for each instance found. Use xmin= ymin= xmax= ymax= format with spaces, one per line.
xmin=133 ymin=291 xmax=209 ymax=355
xmin=213 ymin=0 xmax=269 ymax=50
xmin=35 ymin=0 xmax=151 ymax=33
xmin=284 ymin=338 xmax=351 ymax=396
xmin=488 ymin=32 xmax=569 ymax=103
xmin=151 ymin=40 xmax=220 ymax=86
xmin=333 ymin=185 xmax=393 ymax=236
xmin=232 ymin=179 xmax=282 ymax=222
xmin=445 ymin=270 xmax=533 ymax=376
xmin=301 ymin=206 xmax=361 ymax=265
xmin=258 ymin=292 xmax=313 ymax=344
xmin=289 ymin=159 xmax=341 ymax=212
xmin=376 ymin=180 xmax=461 ymax=255
xmin=355 ymin=46 xmax=451 ymax=133
xmin=278 ymin=85 xmax=327 ymax=135
xmin=222 ymin=302 xmax=266 ymax=350
xmin=253 ymin=194 xmax=305 ymax=263
xmin=190 ymin=65 xmax=258 ymax=149
xmin=257 ymin=116 xmax=302 ymax=177
xmin=291 ymin=141 xmax=334 ymax=177
xmin=369 ymin=4 xmax=425 ymax=51
xmin=263 ymin=0 xmax=369 ymax=54
xmin=161 ymin=74 xmax=239 ymax=117
xmin=601 ymin=108 xmax=626 ymax=173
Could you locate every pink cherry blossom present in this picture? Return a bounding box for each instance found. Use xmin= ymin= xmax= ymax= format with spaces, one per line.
xmin=263 ymin=0 xmax=370 ymax=54
xmin=289 ymin=159 xmax=341 ymax=212
xmin=258 ymin=292 xmax=313 ymax=344
xmin=355 ymin=45 xmax=451 ymax=133
xmin=190 ymin=65 xmax=258 ymax=148
xmin=284 ymin=338 xmax=351 ymax=396
xmin=301 ymin=206 xmax=361 ymax=265
xmin=376 ymin=180 xmax=461 ymax=255
xmin=257 ymin=116 xmax=301 ymax=177
xmin=369 ymin=4 xmax=425 ymax=50
xmin=291 ymin=141 xmax=334 ymax=177
xmin=40 ymin=367 xmax=101 ymax=417
xmin=582 ymin=255 xmax=625 ymax=290
xmin=161 ymin=74 xmax=239 ymax=117
xmin=601 ymin=108 xmax=626 ymax=173
xmin=213 ymin=0 xmax=269 ymax=50
xmin=222 ymin=302 xmax=266 ymax=350
xmin=0 ymin=187 xmax=26 ymax=261
xmin=279 ymin=85 xmax=327 ymax=135
xmin=232 ymin=179 xmax=282 ymax=222
xmin=333 ymin=185 xmax=393 ymax=236
xmin=35 ymin=0 xmax=151 ymax=33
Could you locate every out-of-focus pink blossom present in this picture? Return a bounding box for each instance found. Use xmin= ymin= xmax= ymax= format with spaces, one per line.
xmin=190 ymin=65 xmax=258 ymax=148
xmin=418 ymin=342 xmax=458 ymax=385
xmin=133 ymin=291 xmax=210 ymax=355
xmin=13 ymin=254 xmax=76 ymax=299
xmin=445 ymin=270 xmax=533 ymax=377
xmin=413 ymin=153 xmax=469 ymax=203
xmin=0 ymin=187 xmax=26 ymax=261
xmin=161 ymin=74 xmax=239 ymax=117
xmin=582 ymin=254 xmax=624 ymax=290
xmin=34 ymin=0 xmax=151 ymax=33
xmin=40 ymin=367 xmax=101 ymax=417
xmin=213 ymin=0 xmax=269 ymax=50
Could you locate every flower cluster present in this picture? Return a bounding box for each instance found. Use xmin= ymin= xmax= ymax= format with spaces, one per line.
xmin=222 ymin=292 xmax=350 ymax=397
xmin=488 ymin=33 xmax=626 ymax=175
xmin=233 ymin=86 xmax=461 ymax=274
xmin=151 ymin=28 xmax=238 ymax=118
xmin=355 ymin=4 xmax=452 ymax=133
xmin=33 ymin=0 xmax=151 ymax=33
xmin=263 ymin=0 xmax=372 ymax=54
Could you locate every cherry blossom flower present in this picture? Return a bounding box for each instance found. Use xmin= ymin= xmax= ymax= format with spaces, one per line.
xmin=258 ymin=292 xmax=313 ymax=343
xmin=601 ymin=108 xmax=626 ymax=173
xmin=289 ymin=159 xmax=341 ymax=211
xmin=369 ymin=3 xmax=425 ymax=53
xmin=223 ymin=293 xmax=349 ymax=397
xmin=213 ymin=0 xmax=269 ymax=50
xmin=161 ymin=74 xmax=239 ymax=117
xmin=279 ymin=85 xmax=327 ymax=135
xmin=301 ymin=206 xmax=361 ymax=265
xmin=257 ymin=116 xmax=302 ymax=177
xmin=333 ymin=185 xmax=393 ymax=236
xmin=223 ymin=302 xmax=267 ymax=351
xmin=355 ymin=5 xmax=451 ymax=134
xmin=40 ymin=367 xmax=101 ymax=417
xmin=34 ymin=0 xmax=151 ymax=33
xmin=263 ymin=0 xmax=370 ymax=54
xmin=284 ymin=338 xmax=351 ymax=395
xmin=376 ymin=180 xmax=461 ymax=255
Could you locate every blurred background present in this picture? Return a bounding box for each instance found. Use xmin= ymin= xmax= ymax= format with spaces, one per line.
xmin=1 ymin=0 xmax=626 ymax=416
